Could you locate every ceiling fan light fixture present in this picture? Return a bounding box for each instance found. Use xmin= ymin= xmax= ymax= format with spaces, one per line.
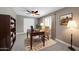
xmin=31 ymin=13 xmax=35 ymax=16
xmin=26 ymin=9 xmax=40 ymax=16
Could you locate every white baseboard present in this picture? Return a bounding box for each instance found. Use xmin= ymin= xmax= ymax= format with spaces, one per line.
xmin=56 ymin=39 xmax=79 ymax=51
xmin=16 ymin=32 xmax=25 ymax=35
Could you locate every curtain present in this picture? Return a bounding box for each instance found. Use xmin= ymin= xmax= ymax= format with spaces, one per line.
xmin=43 ymin=16 xmax=52 ymax=29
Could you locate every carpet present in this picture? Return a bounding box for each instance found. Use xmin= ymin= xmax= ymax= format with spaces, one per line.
xmin=24 ymin=37 xmax=56 ymax=51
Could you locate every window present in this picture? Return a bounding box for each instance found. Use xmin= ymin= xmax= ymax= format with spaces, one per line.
xmin=43 ymin=16 xmax=52 ymax=29
xmin=24 ymin=18 xmax=35 ymax=33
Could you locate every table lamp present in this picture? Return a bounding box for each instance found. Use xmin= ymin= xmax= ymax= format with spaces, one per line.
xmin=40 ymin=23 xmax=44 ymax=29
xmin=67 ymin=20 xmax=77 ymax=51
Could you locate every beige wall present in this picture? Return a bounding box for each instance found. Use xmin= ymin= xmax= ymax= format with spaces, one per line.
xmin=16 ymin=15 xmax=24 ymax=33
xmin=39 ymin=7 xmax=79 ymax=47
xmin=56 ymin=7 xmax=79 ymax=47
xmin=0 ymin=7 xmax=16 ymax=19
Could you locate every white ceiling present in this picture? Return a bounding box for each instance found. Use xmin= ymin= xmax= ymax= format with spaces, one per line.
xmin=13 ymin=7 xmax=64 ymax=18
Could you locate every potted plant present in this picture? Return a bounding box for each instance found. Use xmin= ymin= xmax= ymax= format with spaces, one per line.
xmin=35 ymin=24 xmax=41 ymax=31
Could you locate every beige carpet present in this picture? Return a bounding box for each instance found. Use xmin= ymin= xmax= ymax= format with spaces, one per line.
xmin=24 ymin=37 xmax=56 ymax=51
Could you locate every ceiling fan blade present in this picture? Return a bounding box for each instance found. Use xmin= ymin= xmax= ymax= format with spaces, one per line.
xmin=26 ymin=13 xmax=31 ymax=15
xmin=26 ymin=10 xmax=32 ymax=13
xmin=35 ymin=11 xmax=38 ymax=13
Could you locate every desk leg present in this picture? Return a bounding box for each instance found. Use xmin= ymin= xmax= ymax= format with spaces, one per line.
xmin=43 ymin=34 xmax=45 ymax=46
xmin=27 ymin=32 xmax=28 ymax=39
xmin=30 ymin=34 xmax=32 ymax=50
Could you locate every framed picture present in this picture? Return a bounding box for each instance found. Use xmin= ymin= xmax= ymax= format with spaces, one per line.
xmin=60 ymin=13 xmax=73 ymax=25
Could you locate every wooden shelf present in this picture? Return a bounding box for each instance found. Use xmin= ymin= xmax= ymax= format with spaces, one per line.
xmin=0 ymin=14 xmax=16 ymax=51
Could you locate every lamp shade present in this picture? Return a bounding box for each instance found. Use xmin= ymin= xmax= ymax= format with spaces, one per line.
xmin=40 ymin=23 xmax=44 ymax=26
xmin=67 ymin=20 xmax=77 ymax=29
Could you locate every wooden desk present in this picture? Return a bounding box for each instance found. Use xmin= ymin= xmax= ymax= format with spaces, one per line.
xmin=27 ymin=31 xmax=45 ymax=50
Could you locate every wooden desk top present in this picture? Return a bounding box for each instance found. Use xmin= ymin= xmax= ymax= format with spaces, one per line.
xmin=31 ymin=30 xmax=45 ymax=36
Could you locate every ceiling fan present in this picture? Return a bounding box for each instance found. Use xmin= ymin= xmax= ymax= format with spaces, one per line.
xmin=26 ymin=10 xmax=40 ymax=16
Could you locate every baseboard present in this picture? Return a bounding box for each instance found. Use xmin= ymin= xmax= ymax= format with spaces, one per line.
xmin=16 ymin=32 xmax=25 ymax=35
xmin=56 ymin=39 xmax=79 ymax=51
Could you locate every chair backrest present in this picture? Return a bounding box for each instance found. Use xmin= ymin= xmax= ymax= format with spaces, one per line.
xmin=27 ymin=29 xmax=31 ymax=33
xmin=44 ymin=26 xmax=49 ymax=35
xmin=45 ymin=26 xmax=49 ymax=32
xmin=30 ymin=26 xmax=34 ymax=33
